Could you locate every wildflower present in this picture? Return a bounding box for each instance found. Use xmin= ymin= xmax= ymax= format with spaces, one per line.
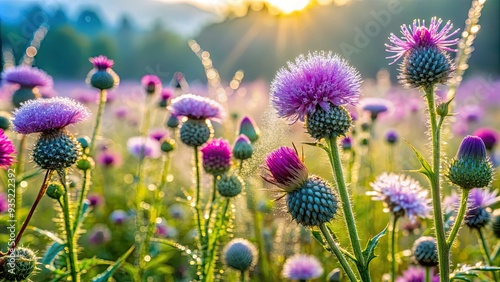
xmin=223 ymin=238 xmax=258 ymax=272
xmin=341 ymin=136 xmax=352 ymax=150
xmin=262 ymin=147 xmax=338 ymax=227
xmin=271 ymin=51 xmax=361 ymax=123
xmin=396 ymin=266 xmax=440 ymax=282
xmin=109 ymin=210 xmax=129 ymax=225
xmin=386 ymin=18 xmax=459 ymax=88
xmin=0 ymin=247 xmax=37 ymax=281
xmin=88 ymin=224 xmax=111 ymax=245
xmin=96 ymin=149 xmax=123 ymax=168
xmin=148 ymin=128 xmax=170 ymax=142
xmin=141 ymin=74 xmax=162 ymax=95
xmin=369 ymin=173 xmax=431 ymax=221
xmin=447 ymin=135 xmax=492 ymax=189
xmin=473 ymin=128 xmax=499 ymax=151
xmin=86 ymin=55 xmax=119 ymax=90
xmin=465 ymin=188 xmax=500 ymax=229
xmin=87 ymin=194 xmax=103 ymax=208
xmin=159 ymin=87 xmax=174 ymax=107
xmin=155 ymin=220 xmax=177 ymax=238
xmin=127 ymin=136 xmax=162 ymax=159
xmin=233 ymin=134 xmax=254 ymax=160
xmin=0 ymin=129 xmax=16 ymax=169
xmin=238 ymin=116 xmax=260 ymax=142
xmin=360 ymin=97 xmax=392 ymax=120
xmin=385 ymin=130 xmax=399 ymax=144
xmin=200 ymin=138 xmax=232 ymax=176
xmin=281 ymin=254 xmax=324 ymax=280
xmin=12 ymin=97 xmax=90 ymax=170
xmin=412 ymin=236 xmax=438 ymax=267
xmin=2 ymin=65 xmax=53 ymax=107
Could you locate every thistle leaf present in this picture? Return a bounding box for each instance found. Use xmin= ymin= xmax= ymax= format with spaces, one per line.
xmin=91 ymin=245 xmax=135 ymax=282
xmin=363 ymin=225 xmax=388 ymax=265
xmin=403 ymin=139 xmax=434 ymax=180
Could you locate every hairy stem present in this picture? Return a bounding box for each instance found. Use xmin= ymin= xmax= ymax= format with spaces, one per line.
xmin=14 ymin=135 xmax=27 ymax=224
xmin=390 ymin=215 xmax=399 ymax=282
xmin=90 ymin=89 xmax=107 ymax=155
xmin=446 ymin=189 xmax=470 ymax=248
xmin=477 ymin=228 xmax=499 ymax=282
xmin=319 ymin=223 xmax=358 ymax=282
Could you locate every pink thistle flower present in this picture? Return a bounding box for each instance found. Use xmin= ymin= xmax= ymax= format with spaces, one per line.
xmin=200 ymin=138 xmax=232 ymax=176
xmin=2 ymin=65 xmax=53 ymax=88
xmin=0 ymin=129 xmax=16 ymax=169
xmin=262 ymin=146 xmax=308 ymax=192
xmin=89 ymin=55 xmax=114 ymax=70
xmin=169 ymin=93 xmax=224 ymax=121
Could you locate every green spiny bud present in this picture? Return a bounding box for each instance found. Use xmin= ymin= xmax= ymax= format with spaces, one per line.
xmin=160 ymin=138 xmax=176 ymax=153
xmin=306 ymin=105 xmax=352 ymax=140
xmin=0 ymin=247 xmax=37 ymax=281
xmin=46 ymin=182 xmax=64 ymax=200
xmin=33 ymin=130 xmax=82 ymax=170
xmin=413 ymin=236 xmax=438 ymax=267
xmin=217 ymin=174 xmax=243 ymax=198
xmin=76 ymin=157 xmax=95 ymax=171
xmin=179 ymin=119 xmax=213 ymax=147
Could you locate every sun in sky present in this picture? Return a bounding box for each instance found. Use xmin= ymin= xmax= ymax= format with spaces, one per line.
xmin=163 ymin=0 xmax=314 ymax=15
xmin=265 ymin=0 xmax=311 ymax=14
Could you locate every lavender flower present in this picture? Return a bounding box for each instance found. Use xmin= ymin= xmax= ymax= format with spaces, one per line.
xmin=271 ymin=51 xmax=361 ymax=123
xmin=473 ymin=128 xmax=499 ymax=151
xmin=127 ymin=136 xmax=162 ymax=159
xmin=281 ymin=254 xmax=324 ymax=280
xmin=396 ymin=266 xmax=439 ymax=282
xmin=0 ymin=129 xmax=16 ymax=169
xmin=1 ymin=65 xmax=53 ymax=88
xmin=369 ymin=173 xmax=431 ymax=220
xmin=169 ymin=93 xmax=224 ymax=121
xmin=465 ymin=188 xmax=500 ymax=229
xmin=12 ymin=97 xmax=90 ymax=134
xmin=141 ymin=74 xmax=162 ymax=95
xmin=200 ymin=138 xmax=232 ymax=176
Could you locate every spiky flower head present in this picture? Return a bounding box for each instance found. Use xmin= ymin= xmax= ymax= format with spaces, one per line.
xmin=201 ymin=138 xmax=232 ymax=176
xmin=87 ymin=55 xmax=119 ymax=90
xmin=33 ymin=130 xmax=82 ymax=170
xmin=233 ymin=134 xmax=254 ymax=160
xmin=141 ymin=74 xmax=162 ymax=95
xmin=166 ymin=114 xmax=180 ymax=129
xmin=223 ymin=238 xmax=258 ymax=272
xmin=217 ymin=173 xmax=243 ymax=197
xmin=12 ymin=97 xmax=90 ymax=134
xmin=262 ymin=147 xmax=308 ymax=192
xmin=109 ymin=210 xmax=129 ymax=225
xmin=396 ymin=266 xmax=440 ymax=282
xmin=127 ymin=136 xmax=162 ymax=159
xmin=465 ymin=188 xmax=500 ymax=229
xmin=281 ymin=254 xmax=324 ymax=280
xmin=271 ymin=51 xmax=361 ymax=123
xmin=386 ymin=17 xmax=459 ymax=64
xmin=412 ymin=236 xmax=438 ymax=267
xmin=0 ymin=129 xmax=16 ymax=169
xmin=169 ymin=93 xmax=224 ymax=121
xmin=179 ymin=119 xmax=213 ymax=147
xmin=369 ymin=173 xmax=431 ymax=220
xmin=473 ymin=128 xmax=499 ymax=151
xmin=2 ymin=65 xmax=53 ymax=88
xmin=305 ymin=104 xmax=352 ymax=140
xmin=447 ymin=135 xmax=492 ymax=189
xmin=0 ymin=247 xmax=37 ymax=281
xmin=238 ymin=116 xmax=260 ymax=142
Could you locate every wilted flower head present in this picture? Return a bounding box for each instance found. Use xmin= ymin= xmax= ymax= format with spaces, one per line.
xmin=262 ymin=146 xmax=308 ymax=192
xmin=386 ymin=17 xmax=459 ymax=64
xmin=127 ymin=136 xmax=162 ymax=159
xmin=201 ymin=138 xmax=232 ymax=176
xmin=369 ymin=173 xmax=431 ymax=220
xmin=271 ymin=51 xmax=361 ymax=123
xmin=2 ymin=65 xmax=53 ymax=88
xmin=281 ymin=254 xmax=324 ymax=280
xmin=90 ymin=55 xmax=114 ymax=70
xmin=0 ymin=129 xmax=16 ymax=169
xmin=12 ymin=97 xmax=90 ymax=134
xmin=169 ymin=93 xmax=224 ymax=121
xmin=473 ymin=127 xmax=499 ymax=151
xmin=396 ymin=266 xmax=440 ymax=282
xmin=465 ymin=188 xmax=500 ymax=229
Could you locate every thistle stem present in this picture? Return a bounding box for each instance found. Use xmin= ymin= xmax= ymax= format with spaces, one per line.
xmin=425 ymin=267 xmax=430 ymax=282
xmin=477 ymin=228 xmax=499 ymax=282
xmin=14 ymin=135 xmax=27 ymax=224
xmin=319 ymin=223 xmax=358 ymax=282
xmin=326 ymin=137 xmax=368 ymax=281
xmin=90 ymin=89 xmax=107 ymax=155
xmin=203 ymin=198 xmax=230 ymax=282
xmin=446 ymin=189 xmax=470 ymax=247
xmin=194 ymin=147 xmax=205 ymax=265
xmin=240 ymin=270 xmax=245 ymax=282
xmin=390 ymin=215 xmax=399 ymax=282
xmin=73 ymin=168 xmax=91 ymax=234
xmin=204 ymin=176 xmax=218 ymax=244
xmin=424 ymin=87 xmax=449 ymax=282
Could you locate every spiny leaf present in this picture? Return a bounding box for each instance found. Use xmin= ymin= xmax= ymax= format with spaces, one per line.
xmin=28 ymin=226 xmax=64 ymax=244
xmin=41 ymin=242 xmax=66 ymax=266
xmin=403 ymin=139 xmax=434 ymax=179
xmin=91 ymin=245 xmax=135 ymax=282
xmin=302 ymin=142 xmax=328 ymax=154
xmin=363 ymin=225 xmax=388 ymax=266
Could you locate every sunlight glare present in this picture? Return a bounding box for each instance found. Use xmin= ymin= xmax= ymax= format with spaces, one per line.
xmin=266 ymin=0 xmax=311 ymax=14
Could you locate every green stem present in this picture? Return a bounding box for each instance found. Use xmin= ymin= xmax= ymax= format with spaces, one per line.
xmin=491 ymin=242 xmax=500 ymax=262
xmin=319 ymin=223 xmax=358 ymax=282
xmin=477 ymin=228 xmax=499 ymax=282
xmin=14 ymin=135 xmax=27 ymax=224
xmin=73 ymin=168 xmax=91 ymax=234
xmin=390 ymin=215 xmax=399 ymax=282
xmin=59 ymin=170 xmax=80 ymax=282
xmin=446 ymin=189 xmax=470 ymax=248
xmin=425 ymin=267 xmax=430 ymax=282
xmin=424 ymin=87 xmax=449 ymax=282
xmin=90 ymin=89 xmax=107 ymax=155
xmin=240 ymin=270 xmax=245 ymax=282
xmin=203 ymin=199 xmax=230 ymax=282
xmin=194 ymin=147 xmax=205 ymax=269
xmin=326 ymin=137 xmax=368 ymax=281
xmin=204 ymin=176 xmax=218 ymax=244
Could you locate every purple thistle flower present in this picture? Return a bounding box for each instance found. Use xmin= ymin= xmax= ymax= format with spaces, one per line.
xmin=1 ymin=65 xmax=53 ymax=88
xmin=238 ymin=116 xmax=260 ymax=142
xmin=0 ymin=192 xmax=8 ymax=213
xmin=465 ymin=188 xmax=500 ymax=229
xmin=109 ymin=210 xmax=129 ymax=225
xmin=271 ymin=51 xmax=361 ymax=123
xmin=155 ymin=220 xmax=178 ymax=238
xmin=148 ymin=128 xmax=170 ymax=142
xmin=160 ymin=88 xmax=174 ymax=101
xmin=456 ymin=135 xmax=487 ymax=161
xmin=386 ymin=17 xmax=460 ymax=64
xmin=88 ymin=224 xmax=111 ymax=245
xmin=96 ymin=149 xmax=123 ymax=167
xmin=385 ymin=129 xmax=399 ymax=144
xmin=473 ymin=128 xmax=499 ymax=151
xmin=368 ymin=173 xmax=431 ymax=220
xmin=459 ymin=105 xmax=483 ymax=123
xmin=341 ymin=136 xmax=352 ymax=150
xmin=141 ymin=74 xmax=162 ymax=94
xmin=360 ymin=97 xmax=393 ymax=119
xmin=89 ymin=55 xmax=114 ymax=70
xmin=12 ymin=97 xmax=91 ymax=134
xmin=127 ymin=136 xmax=162 ymax=159
xmin=200 ymin=138 xmax=232 ymax=176
xmin=0 ymin=129 xmax=16 ymax=169
xmin=262 ymin=146 xmax=308 ymax=192
xmin=169 ymin=93 xmax=224 ymax=121
xmin=87 ymin=193 xmax=103 ymax=208
xmin=396 ymin=266 xmax=439 ymax=282
xmin=281 ymin=254 xmax=324 ymax=280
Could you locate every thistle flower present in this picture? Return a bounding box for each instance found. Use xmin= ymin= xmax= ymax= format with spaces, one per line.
xmin=109 ymin=210 xmax=129 ymax=225
xmin=96 ymin=149 xmax=123 ymax=168
xmin=447 ymin=135 xmax=492 ymax=189
xmin=369 ymin=173 xmax=431 ymax=220
xmin=0 ymin=247 xmax=37 ymax=281
xmin=127 ymin=136 xmax=162 ymax=159
xmin=396 ymin=266 xmax=440 ymax=282
xmin=473 ymin=128 xmax=499 ymax=151
xmin=386 ymin=18 xmax=459 ymax=88
xmin=223 ymin=238 xmax=258 ymax=272
xmin=169 ymin=93 xmax=224 ymax=121
xmin=200 ymin=138 xmax=232 ymax=176
xmin=88 ymin=225 xmax=111 ymax=245
xmin=148 ymin=128 xmax=170 ymax=142
xmin=87 ymin=193 xmax=103 ymax=208
xmin=0 ymin=129 xmax=16 ymax=169
xmin=412 ymin=236 xmax=438 ymax=267
xmin=262 ymin=147 xmax=338 ymax=227
xmin=360 ymin=97 xmax=392 ymax=120
xmin=87 ymin=55 xmax=119 ymax=90
xmin=238 ymin=116 xmax=260 ymax=142
xmin=141 ymin=74 xmax=162 ymax=95
xmin=281 ymin=254 xmax=324 ymax=280
xmin=271 ymin=51 xmax=361 ymax=123
xmin=385 ymin=130 xmax=399 ymax=144
xmin=2 ymin=65 xmax=53 ymax=88
xmin=465 ymin=188 xmax=500 ymax=229
xmin=233 ymin=134 xmax=254 ymax=160
xmin=159 ymin=87 xmax=174 ymax=107
xmin=217 ymin=173 xmax=243 ymax=197
xmin=341 ymin=136 xmax=352 ymax=150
